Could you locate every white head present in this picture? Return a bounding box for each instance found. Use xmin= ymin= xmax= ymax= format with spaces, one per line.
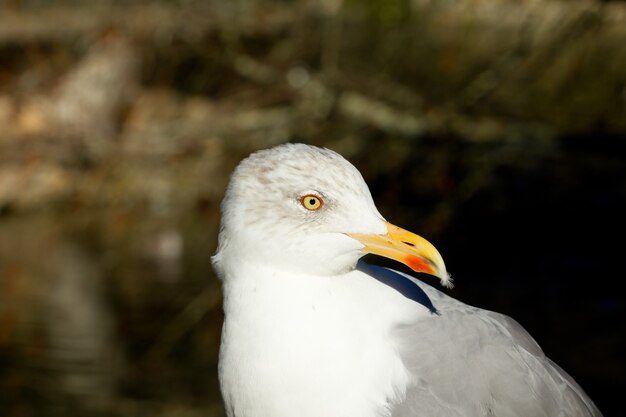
xmin=212 ymin=143 xmax=449 ymax=283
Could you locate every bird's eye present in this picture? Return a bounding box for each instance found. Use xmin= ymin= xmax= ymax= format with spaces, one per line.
xmin=300 ymin=194 xmax=323 ymax=211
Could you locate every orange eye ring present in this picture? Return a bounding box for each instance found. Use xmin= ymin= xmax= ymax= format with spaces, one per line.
xmin=300 ymin=194 xmax=323 ymax=211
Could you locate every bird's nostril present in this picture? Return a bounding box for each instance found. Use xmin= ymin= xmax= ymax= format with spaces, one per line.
xmin=402 ymin=241 xmax=415 ymax=247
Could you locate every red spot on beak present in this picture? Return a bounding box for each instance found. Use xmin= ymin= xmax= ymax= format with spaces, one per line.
xmin=405 ymin=255 xmax=435 ymax=275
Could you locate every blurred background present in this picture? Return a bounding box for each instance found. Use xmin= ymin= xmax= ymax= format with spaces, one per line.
xmin=0 ymin=0 xmax=625 ymax=416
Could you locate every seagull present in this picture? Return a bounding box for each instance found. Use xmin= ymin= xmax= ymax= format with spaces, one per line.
xmin=212 ymin=143 xmax=602 ymax=417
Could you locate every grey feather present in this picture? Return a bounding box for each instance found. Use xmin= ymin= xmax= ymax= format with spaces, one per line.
xmin=377 ymin=268 xmax=603 ymax=417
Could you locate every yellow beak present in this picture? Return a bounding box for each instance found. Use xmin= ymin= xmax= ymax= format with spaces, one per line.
xmin=348 ymin=222 xmax=452 ymax=288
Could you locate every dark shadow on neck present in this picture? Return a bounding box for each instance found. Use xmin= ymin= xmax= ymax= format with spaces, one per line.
xmin=356 ymin=261 xmax=438 ymax=315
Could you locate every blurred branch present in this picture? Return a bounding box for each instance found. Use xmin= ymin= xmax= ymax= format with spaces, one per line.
xmin=339 ymin=0 xmax=626 ymax=134
xmin=0 ymin=3 xmax=294 ymax=45
xmin=2 ymin=0 xmax=625 ymax=138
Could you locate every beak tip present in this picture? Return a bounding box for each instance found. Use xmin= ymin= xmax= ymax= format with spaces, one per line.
xmin=439 ymin=271 xmax=454 ymax=289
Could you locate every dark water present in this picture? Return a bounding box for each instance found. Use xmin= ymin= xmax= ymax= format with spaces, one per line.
xmin=0 ymin=210 xmax=224 ymax=417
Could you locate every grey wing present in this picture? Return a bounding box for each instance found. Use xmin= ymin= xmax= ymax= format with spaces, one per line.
xmin=388 ymin=274 xmax=602 ymax=417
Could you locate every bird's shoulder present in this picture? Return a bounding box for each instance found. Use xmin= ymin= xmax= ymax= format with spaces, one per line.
xmin=376 ymin=267 xmax=602 ymax=417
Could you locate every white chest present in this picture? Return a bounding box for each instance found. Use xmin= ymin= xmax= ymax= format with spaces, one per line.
xmin=218 ymin=267 xmax=416 ymax=417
